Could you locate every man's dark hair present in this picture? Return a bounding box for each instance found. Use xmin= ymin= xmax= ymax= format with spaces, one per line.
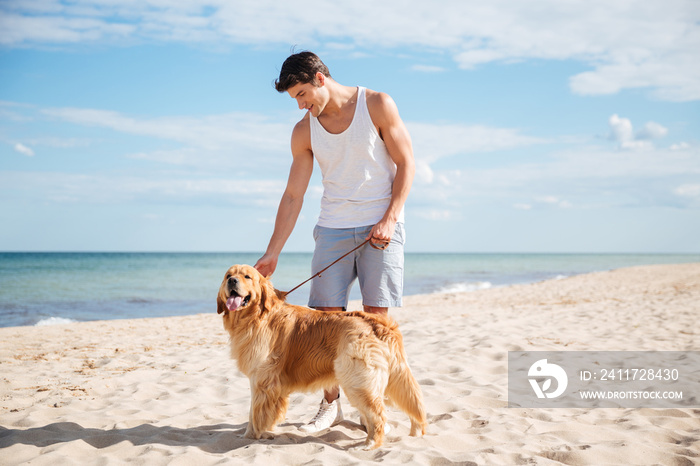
xmin=275 ymin=51 xmax=331 ymax=93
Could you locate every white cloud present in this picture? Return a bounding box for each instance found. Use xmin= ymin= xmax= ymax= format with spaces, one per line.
xmin=39 ymin=106 xmax=292 ymax=172
xmin=407 ymin=122 xmax=549 ymax=187
xmin=536 ymin=196 xmax=559 ymax=204
xmin=0 ymin=12 xmax=135 ymax=45
xmin=0 ymin=170 xmax=286 ymax=206
xmin=414 ymin=160 xmax=434 ymax=184
xmin=637 ymin=121 xmax=669 ymax=140
xmin=569 ymin=47 xmax=700 ymax=102
xmin=540 ymin=145 xmax=700 ymax=181
xmin=27 ymin=137 xmax=93 ymax=149
xmin=414 ymin=209 xmax=454 ymax=221
xmin=608 ymin=114 xmax=634 ymax=144
xmin=13 ymin=142 xmax=34 ymax=156
xmin=674 ymin=184 xmax=700 ymax=198
xmin=408 ymin=122 xmax=548 ymax=165
xmin=0 ymin=101 xmax=36 ymax=122
xmin=511 ymin=197 xmax=572 ymax=210
xmin=558 ymin=200 xmax=573 ymax=209
xmin=1 ymin=0 xmax=698 ymax=101
xmin=41 ymin=107 xmax=289 ymax=152
xmin=535 ymin=196 xmax=572 ymax=208
xmin=411 ymin=65 xmax=446 ymax=73
xmin=670 ymin=142 xmax=691 ymax=151
xmin=411 ymin=140 xmax=700 ymax=213
xmin=608 ymin=114 xmax=668 ymax=150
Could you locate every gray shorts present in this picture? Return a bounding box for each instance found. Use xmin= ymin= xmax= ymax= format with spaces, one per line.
xmin=309 ymin=223 xmax=405 ymax=309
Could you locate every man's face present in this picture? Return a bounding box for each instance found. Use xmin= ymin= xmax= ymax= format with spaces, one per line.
xmin=287 ymin=76 xmax=328 ymax=117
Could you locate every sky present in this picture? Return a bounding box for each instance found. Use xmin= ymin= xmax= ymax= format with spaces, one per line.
xmin=0 ymin=0 xmax=699 ymax=253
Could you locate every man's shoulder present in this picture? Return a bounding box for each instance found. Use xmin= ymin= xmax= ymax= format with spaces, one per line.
xmin=291 ymin=112 xmax=311 ymax=136
xmin=291 ymin=113 xmax=312 ymax=154
xmin=364 ymin=88 xmax=399 ymax=125
xmin=294 ymin=111 xmax=311 ymax=128
xmin=364 ymin=88 xmax=394 ymax=107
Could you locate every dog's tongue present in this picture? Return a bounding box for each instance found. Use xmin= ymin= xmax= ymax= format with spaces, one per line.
xmin=226 ymin=295 xmax=244 ymax=311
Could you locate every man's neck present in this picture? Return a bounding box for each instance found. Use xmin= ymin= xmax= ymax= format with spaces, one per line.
xmin=322 ymin=80 xmax=357 ymax=117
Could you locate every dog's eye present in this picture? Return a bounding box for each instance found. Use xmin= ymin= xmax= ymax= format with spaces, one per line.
xmin=244 ymin=275 xmax=251 ymax=280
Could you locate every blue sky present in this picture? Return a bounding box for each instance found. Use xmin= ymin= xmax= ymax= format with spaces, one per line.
xmin=1 ymin=0 xmax=698 ymax=253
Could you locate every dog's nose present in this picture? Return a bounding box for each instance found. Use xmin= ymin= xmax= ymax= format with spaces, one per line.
xmin=228 ymin=277 xmax=238 ymax=286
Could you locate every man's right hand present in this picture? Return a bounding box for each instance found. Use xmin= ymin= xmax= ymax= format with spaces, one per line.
xmin=254 ymin=253 xmax=278 ymax=278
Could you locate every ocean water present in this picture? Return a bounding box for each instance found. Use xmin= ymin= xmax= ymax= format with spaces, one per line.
xmin=1 ymin=252 xmax=698 ymax=328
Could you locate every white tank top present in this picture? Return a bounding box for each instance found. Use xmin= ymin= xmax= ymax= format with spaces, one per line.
xmin=310 ymin=87 xmax=404 ymax=228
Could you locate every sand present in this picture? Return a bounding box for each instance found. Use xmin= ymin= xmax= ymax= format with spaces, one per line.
xmin=1 ymin=263 xmax=699 ymax=465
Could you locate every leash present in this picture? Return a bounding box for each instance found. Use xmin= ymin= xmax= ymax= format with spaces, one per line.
xmin=283 ymin=238 xmax=388 ymax=297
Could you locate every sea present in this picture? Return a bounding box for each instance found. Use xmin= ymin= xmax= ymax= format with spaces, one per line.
xmin=1 ymin=252 xmax=699 ymax=328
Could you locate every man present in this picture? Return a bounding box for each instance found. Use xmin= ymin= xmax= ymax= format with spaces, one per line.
xmin=255 ymin=51 xmax=415 ymax=434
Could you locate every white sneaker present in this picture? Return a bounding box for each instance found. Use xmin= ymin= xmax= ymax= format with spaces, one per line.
xmin=299 ymin=398 xmax=344 ymax=433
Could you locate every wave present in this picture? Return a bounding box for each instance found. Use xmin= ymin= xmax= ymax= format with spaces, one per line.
xmin=436 ymin=281 xmax=492 ymax=294
xmin=35 ymin=317 xmax=78 ymax=327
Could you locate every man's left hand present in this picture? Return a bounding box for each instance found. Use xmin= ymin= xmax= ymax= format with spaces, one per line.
xmin=366 ymin=220 xmax=395 ymax=249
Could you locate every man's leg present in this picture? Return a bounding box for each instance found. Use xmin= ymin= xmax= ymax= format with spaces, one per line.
xmin=319 ymin=308 xmax=387 ymax=400
xmin=357 ymin=223 xmax=405 ymax=310
xmin=301 ymin=226 xmax=356 ymax=434
xmin=299 ymin=304 xmax=346 ymax=433
xmin=355 ymin=224 xmax=404 ymax=437
xmin=363 ymin=306 xmax=388 ymax=315
xmin=316 ymin=306 xmax=343 ymax=403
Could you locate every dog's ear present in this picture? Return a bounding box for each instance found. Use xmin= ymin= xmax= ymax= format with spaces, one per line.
xmin=217 ymin=282 xmax=228 ymax=315
xmin=217 ymin=297 xmax=227 ymax=315
xmin=259 ymin=275 xmax=280 ymax=314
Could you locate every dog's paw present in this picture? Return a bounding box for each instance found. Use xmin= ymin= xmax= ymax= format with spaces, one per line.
xmin=358 ymin=440 xmax=382 ymax=451
xmin=240 ymin=427 xmax=274 ymax=440
xmin=364 ymin=440 xmax=380 ymax=451
xmin=241 ymin=426 xmax=257 ymax=439
xmin=351 ymin=439 xmax=381 ymax=451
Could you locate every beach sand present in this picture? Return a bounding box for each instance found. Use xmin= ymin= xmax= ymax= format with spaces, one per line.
xmin=1 ymin=263 xmax=699 ymax=465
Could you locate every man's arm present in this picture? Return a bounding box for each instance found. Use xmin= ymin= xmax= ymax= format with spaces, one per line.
xmin=254 ymin=118 xmax=314 ymax=277
xmin=366 ymin=91 xmax=416 ymax=244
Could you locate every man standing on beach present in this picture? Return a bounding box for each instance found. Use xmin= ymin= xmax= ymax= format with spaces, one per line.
xmin=254 ymin=51 xmax=415 ymax=434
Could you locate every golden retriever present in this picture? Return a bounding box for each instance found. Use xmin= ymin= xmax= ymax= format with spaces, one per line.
xmin=217 ymin=264 xmax=427 ymax=450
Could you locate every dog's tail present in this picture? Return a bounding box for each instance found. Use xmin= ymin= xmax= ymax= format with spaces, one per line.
xmin=385 ymin=339 xmax=427 ymax=436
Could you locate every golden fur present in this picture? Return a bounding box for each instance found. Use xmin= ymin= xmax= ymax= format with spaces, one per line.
xmin=217 ymin=264 xmax=427 ymax=450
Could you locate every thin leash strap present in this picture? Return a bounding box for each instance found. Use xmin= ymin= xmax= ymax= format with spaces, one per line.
xmin=283 ymin=238 xmax=387 ymax=297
